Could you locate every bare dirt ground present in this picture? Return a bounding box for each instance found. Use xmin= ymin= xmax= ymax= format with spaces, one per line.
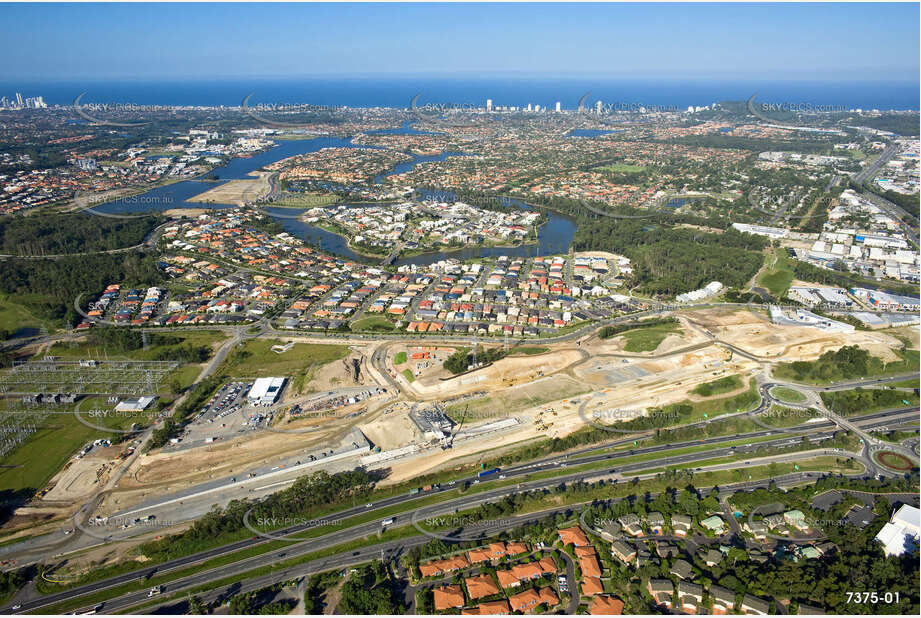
xmin=359 ymin=404 xmax=421 ymax=451
xmin=399 ymin=348 xmax=586 ymax=399
xmin=187 ymin=172 xmax=271 ymax=205
xmin=12 ymin=306 xmax=911 ymax=540
xmin=580 ymin=317 xmax=708 ymax=356
xmin=681 ymin=306 xmax=903 ymax=362
xmin=42 ymin=446 xmax=121 ymax=503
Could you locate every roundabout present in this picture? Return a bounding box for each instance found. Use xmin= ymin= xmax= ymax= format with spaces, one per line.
xmin=872 ymin=450 xmax=915 ymax=472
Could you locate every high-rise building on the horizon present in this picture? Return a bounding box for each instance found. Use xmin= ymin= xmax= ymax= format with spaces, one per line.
xmin=555 ymin=101 xmax=561 ymax=112
xmin=15 ymin=93 xmax=23 ymax=106
xmin=486 ymin=98 xmax=492 ymax=112
xmin=595 ymin=100 xmax=602 ymax=114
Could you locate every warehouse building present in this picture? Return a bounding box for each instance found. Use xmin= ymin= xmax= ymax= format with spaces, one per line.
xmin=247 ymin=377 xmax=286 ymax=406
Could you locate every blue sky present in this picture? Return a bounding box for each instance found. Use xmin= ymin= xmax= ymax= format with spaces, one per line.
xmin=1 ymin=2 xmax=918 ymax=81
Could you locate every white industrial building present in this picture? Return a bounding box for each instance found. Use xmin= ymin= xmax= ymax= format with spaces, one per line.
xmin=788 ymin=286 xmax=852 ymax=307
xmin=114 ymin=396 xmax=157 ymax=412
xmin=676 ymin=281 xmax=723 ymax=303
xmin=247 ymin=377 xmax=286 ymax=406
xmin=875 ymin=504 xmax=920 ymax=557
xmin=731 ymin=223 xmax=788 ymax=240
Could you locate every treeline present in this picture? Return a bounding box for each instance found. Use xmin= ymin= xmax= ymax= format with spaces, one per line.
xmin=0 ymin=253 xmax=164 ymax=327
xmin=691 ymin=374 xmax=742 ymax=397
xmin=718 ymin=473 xmax=919 ymax=614
xmin=572 ymin=221 xmax=767 ymax=296
xmin=87 ymin=328 xmax=210 ymax=364
xmin=863 ymin=184 xmax=921 ymax=219
xmin=661 ymin=134 xmax=836 ymax=153
xmin=0 ymin=568 xmax=27 ymax=604
xmin=821 ymin=387 xmax=917 ymax=416
xmin=139 ymin=469 xmax=381 ymax=560
xmin=851 ymin=113 xmax=921 ymax=137
xmin=774 ymin=346 xmax=882 ymax=383
xmin=229 ymin=584 xmax=296 ymax=615
xmin=337 ymin=562 xmax=404 ymax=615
xmin=598 ymin=317 xmax=678 ymax=340
xmin=303 ymin=571 xmax=342 ymax=614
xmin=443 ymin=345 xmax=507 ymax=374
xmin=147 ymin=375 xmax=222 ymax=450
xmin=0 ymin=213 xmax=160 ymax=256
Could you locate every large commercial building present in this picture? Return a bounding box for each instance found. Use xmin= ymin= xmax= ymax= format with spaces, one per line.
xmin=875 ymin=504 xmax=920 ymax=556
xmin=247 ymin=377 xmax=286 ymax=406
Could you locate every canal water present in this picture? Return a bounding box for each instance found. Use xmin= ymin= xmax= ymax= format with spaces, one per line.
xmin=91 ymin=135 xmax=577 ymax=264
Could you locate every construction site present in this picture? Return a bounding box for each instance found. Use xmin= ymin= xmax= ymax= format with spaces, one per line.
xmin=0 ymin=305 xmax=913 ymax=566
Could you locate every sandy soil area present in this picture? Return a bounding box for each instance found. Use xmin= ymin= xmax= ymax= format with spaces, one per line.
xmin=400 ymin=348 xmax=586 ymax=399
xmin=187 ymin=172 xmax=271 ymax=205
xmin=359 ymin=404 xmax=422 ymax=451
xmin=683 ymin=306 xmax=903 ymax=362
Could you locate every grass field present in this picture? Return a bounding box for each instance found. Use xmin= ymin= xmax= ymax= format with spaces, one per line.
xmin=770 ymin=386 xmax=808 ymax=404
xmin=271 ymin=193 xmax=342 ymax=209
xmin=509 ymin=346 xmax=550 ymax=356
xmin=350 ymin=315 xmax=395 ymax=332
xmin=402 ymin=369 xmax=415 ymax=382
xmin=650 ymin=378 xmax=760 ymax=427
xmin=220 ymin=339 xmax=349 ymax=393
xmin=757 ymin=247 xmax=795 ymax=297
xmin=0 ymin=293 xmax=54 ymax=335
xmin=620 ymin=321 xmax=681 ymax=352
xmin=0 ymin=404 xmax=142 ymax=497
xmin=756 ymin=405 xmax=820 ymax=428
xmin=394 ymin=352 xmax=407 ymax=365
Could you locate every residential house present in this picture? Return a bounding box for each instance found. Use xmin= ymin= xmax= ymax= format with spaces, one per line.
xmin=508 ymin=587 xmax=559 ymax=613
xmin=655 ymin=541 xmax=679 ymax=559
xmin=709 ymin=585 xmax=737 ymax=614
xmin=797 ymin=603 xmax=826 ymax=614
xmin=763 ymin=514 xmax=785 ymax=529
xmin=744 ymin=520 xmax=768 ymax=540
xmin=700 ymin=515 xmax=726 ymax=534
xmin=702 ymin=548 xmax=723 ymax=566
xmin=618 ymin=514 xmax=643 ymax=537
xmin=678 ymin=582 xmax=704 ymax=614
xmin=433 ymin=584 xmax=466 ymax=611
xmin=589 ymin=595 xmax=625 ymax=615
xmin=465 ymin=574 xmax=500 ymax=600
xmin=670 ymin=558 xmax=694 ymax=580
xmin=647 ymin=579 xmax=674 ymax=609
xmin=611 ymin=540 xmax=637 ymax=563
xmin=461 ymin=600 xmax=511 ymax=615
xmin=784 ymin=510 xmax=810 ymax=531
xmin=419 ymin=554 xmax=470 ymax=577
xmin=671 ymin=514 xmax=693 ymax=537
xmin=647 ymin=512 xmax=665 ymax=535
xmin=581 ymin=576 xmax=605 ymax=597
xmin=741 ymin=594 xmax=771 ymax=615
xmin=558 ymin=526 xmax=591 ymax=547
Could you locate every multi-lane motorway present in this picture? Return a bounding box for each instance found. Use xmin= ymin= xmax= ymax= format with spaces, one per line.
xmin=4 ymin=393 xmax=916 ymax=614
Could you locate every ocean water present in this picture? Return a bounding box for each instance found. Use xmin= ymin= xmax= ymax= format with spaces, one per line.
xmin=2 ymin=77 xmax=918 ymax=110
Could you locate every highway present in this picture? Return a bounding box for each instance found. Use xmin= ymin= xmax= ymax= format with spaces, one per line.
xmin=33 ymin=463 xmax=869 ymax=616
xmin=4 ymin=397 xmax=915 ymax=614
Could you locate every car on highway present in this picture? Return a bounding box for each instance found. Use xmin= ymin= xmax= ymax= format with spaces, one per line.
xmin=365 ymin=503 xmax=373 ymax=508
